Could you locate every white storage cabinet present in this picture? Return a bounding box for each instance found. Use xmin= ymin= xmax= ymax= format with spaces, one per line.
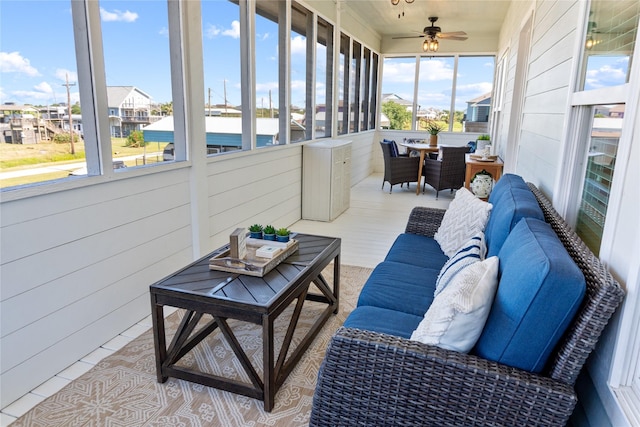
xmin=302 ymin=140 xmax=352 ymax=221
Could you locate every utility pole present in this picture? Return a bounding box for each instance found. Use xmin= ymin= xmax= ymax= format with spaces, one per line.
xmin=269 ymin=90 xmax=273 ymax=118
xmin=208 ymin=88 xmax=212 ymax=116
xmin=223 ymin=79 xmax=228 ymax=114
xmin=62 ymin=73 xmax=76 ymax=154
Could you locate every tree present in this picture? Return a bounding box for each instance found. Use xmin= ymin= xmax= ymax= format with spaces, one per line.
xmin=126 ymin=130 xmax=145 ymax=148
xmin=160 ymin=102 xmax=173 ymax=116
xmin=71 ymin=102 xmax=81 ymax=114
xmin=382 ymin=101 xmax=412 ymax=130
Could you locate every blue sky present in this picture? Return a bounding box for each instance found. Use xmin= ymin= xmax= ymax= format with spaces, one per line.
xmin=0 ymin=0 xmax=631 ymax=109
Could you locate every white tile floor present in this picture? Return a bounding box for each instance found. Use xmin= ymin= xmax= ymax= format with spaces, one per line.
xmin=0 ymin=173 xmax=452 ymax=426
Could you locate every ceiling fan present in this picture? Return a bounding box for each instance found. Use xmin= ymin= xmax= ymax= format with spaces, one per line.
xmin=393 ymin=17 xmax=468 ymax=52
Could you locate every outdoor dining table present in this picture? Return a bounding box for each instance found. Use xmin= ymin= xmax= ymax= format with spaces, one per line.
xmin=398 ymin=142 xmax=440 ymax=195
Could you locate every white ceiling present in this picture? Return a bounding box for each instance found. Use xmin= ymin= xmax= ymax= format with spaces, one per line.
xmin=344 ymin=0 xmax=512 ymax=41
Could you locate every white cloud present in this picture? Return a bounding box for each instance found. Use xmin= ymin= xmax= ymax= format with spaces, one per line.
xmin=100 ymin=8 xmax=138 ymax=23
xmin=456 ymin=82 xmax=493 ymax=96
xmin=159 ymin=27 xmax=169 ymax=37
xmin=291 ymin=35 xmax=306 ymax=56
xmin=418 ymin=59 xmax=454 ymax=82
xmin=0 ymin=51 xmax=40 ymax=76
xmin=55 ymin=69 xmax=78 ymax=83
xmin=34 ymin=82 xmax=54 ymax=94
xmin=204 ymin=20 xmax=240 ymax=39
xmin=585 ymin=64 xmax=627 ymax=89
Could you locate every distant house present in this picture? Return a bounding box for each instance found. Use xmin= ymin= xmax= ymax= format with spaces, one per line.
xmin=107 ymin=86 xmax=160 ymax=138
xmin=143 ymin=116 xmax=305 ymax=151
xmin=464 ymin=92 xmax=491 ymax=132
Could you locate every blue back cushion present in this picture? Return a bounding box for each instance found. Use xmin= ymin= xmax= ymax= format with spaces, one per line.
xmin=473 ymin=218 xmax=586 ymax=373
xmin=383 ymin=138 xmax=399 ymax=157
xmin=484 ymin=180 xmax=544 ymax=257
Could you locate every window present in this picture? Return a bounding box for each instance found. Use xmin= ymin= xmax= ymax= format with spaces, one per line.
xmin=575 ymin=105 xmax=623 ymax=256
xmin=361 ymin=47 xmax=371 ymax=131
xmin=338 ymin=33 xmax=350 ymax=135
xmin=100 ymin=0 xmax=173 ymax=168
xmin=315 ymin=17 xmax=333 ymax=138
xmin=579 ymin=1 xmax=638 ymax=91
xmin=202 ymin=0 xmax=242 ymax=154
xmin=291 ymin=2 xmax=309 ymax=143
xmin=255 ymin=0 xmax=281 ymax=146
xmin=455 ymin=56 xmax=495 ymax=133
xmin=380 ymin=57 xmax=416 ymax=130
xmin=369 ymin=52 xmax=379 ymax=130
xmin=0 ymin=0 xmax=83 ymax=187
xmin=416 ymin=56 xmax=454 ymax=131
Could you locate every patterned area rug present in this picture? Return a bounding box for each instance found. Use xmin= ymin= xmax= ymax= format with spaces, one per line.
xmin=13 ymin=264 xmax=372 ymax=427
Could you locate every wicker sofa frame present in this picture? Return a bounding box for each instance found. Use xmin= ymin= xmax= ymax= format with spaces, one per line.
xmin=309 ymin=183 xmax=625 ymax=427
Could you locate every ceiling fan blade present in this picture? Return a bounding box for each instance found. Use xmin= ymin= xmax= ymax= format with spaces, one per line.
xmin=439 ymin=35 xmax=469 ymax=41
xmin=437 ymin=31 xmax=468 ymax=37
xmin=392 ymin=35 xmax=425 ymax=39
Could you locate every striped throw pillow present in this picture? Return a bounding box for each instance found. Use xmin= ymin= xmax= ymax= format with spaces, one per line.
xmin=435 ymin=232 xmax=486 ymax=297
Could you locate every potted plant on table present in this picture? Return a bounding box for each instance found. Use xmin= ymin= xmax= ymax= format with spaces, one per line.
xmin=425 ymin=121 xmax=443 ymax=147
xmin=263 ymin=225 xmax=276 ymax=241
xmin=248 ymin=224 xmax=263 ymax=239
xmin=275 ymin=227 xmax=291 ymax=243
xmin=476 ymin=134 xmax=491 ymax=154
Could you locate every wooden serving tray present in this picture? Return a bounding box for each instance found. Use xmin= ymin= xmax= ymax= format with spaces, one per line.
xmin=209 ymin=238 xmax=299 ymax=277
xmin=470 ymin=154 xmax=498 ymax=161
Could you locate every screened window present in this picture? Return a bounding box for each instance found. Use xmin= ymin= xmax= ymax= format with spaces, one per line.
xmin=315 ymin=17 xmax=333 ymax=138
xmin=101 ymin=0 xmax=173 ymax=167
xmin=291 ymin=2 xmax=310 ymax=142
xmin=416 ymin=56 xmax=453 ymax=131
xmin=380 ymin=57 xmax=416 ymax=130
xmin=202 ymin=0 xmax=242 ymax=154
xmin=349 ymin=41 xmax=361 ymax=133
xmin=455 ymin=56 xmax=495 ymax=133
xmin=338 ymin=33 xmax=350 ymax=135
xmin=0 ymin=0 xmax=83 ymax=187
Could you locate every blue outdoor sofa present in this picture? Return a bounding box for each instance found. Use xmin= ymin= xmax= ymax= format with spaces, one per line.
xmin=310 ymin=174 xmax=625 ymax=427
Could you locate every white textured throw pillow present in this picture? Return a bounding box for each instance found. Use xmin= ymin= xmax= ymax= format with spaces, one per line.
xmin=435 ymin=232 xmax=486 ymax=297
xmin=434 ymin=187 xmax=493 ymax=257
xmin=410 ymin=256 xmax=499 ymax=353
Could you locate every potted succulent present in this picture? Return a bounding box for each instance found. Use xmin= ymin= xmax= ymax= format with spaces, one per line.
xmin=275 ymin=227 xmax=291 ymax=243
xmin=425 ymin=121 xmax=443 ymax=147
xmin=248 ymin=224 xmax=263 ymax=239
xmin=263 ymin=225 xmax=276 ymax=241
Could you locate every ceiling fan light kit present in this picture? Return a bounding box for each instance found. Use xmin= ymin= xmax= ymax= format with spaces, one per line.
xmin=392 ymin=17 xmax=468 ymax=51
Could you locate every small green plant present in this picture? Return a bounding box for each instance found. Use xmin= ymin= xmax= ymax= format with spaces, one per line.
xmin=263 ymin=225 xmax=276 ymax=235
xmin=248 ymin=224 xmax=263 ymax=232
xmin=125 ymin=130 xmax=146 ymax=148
xmin=477 ymin=134 xmax=491 ymax=141
xmin=275 ymin=227 xmax=290 ymax=237
xmin=425 ymin=121 xmax=443 ymax=135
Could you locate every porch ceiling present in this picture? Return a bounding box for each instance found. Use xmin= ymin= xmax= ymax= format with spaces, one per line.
xmin=345 ymin=0 xmax=511 ymax=45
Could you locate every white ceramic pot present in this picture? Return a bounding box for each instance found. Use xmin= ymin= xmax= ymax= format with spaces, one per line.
xmin=470 ymin=172 xmax=493 ymax=198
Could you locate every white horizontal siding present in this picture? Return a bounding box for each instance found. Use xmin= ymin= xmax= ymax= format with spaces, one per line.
xmin=0 ymin=168 xmax=194 ymax=407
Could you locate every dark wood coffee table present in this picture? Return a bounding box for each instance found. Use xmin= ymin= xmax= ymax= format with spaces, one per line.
xmin=150 ymin=233 xmax=340 ymax=411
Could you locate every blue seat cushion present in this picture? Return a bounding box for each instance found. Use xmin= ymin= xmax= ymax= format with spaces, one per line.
xmin=385 ymin=233 xmax=449 ymax=270
xmin=488 ymin=173 xmax=530 ymax=203
xmin=357 ymin=261 xmax=439 ymax=316
xmin=485 ymin=186 xmax=544 ymax=258
xmin=473 ymin=218 xmax=586 ymax=373
xmin=344 ymin=306 xmax=424 ymax=339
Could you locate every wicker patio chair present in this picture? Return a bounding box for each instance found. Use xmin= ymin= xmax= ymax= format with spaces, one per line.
xmin=380 ymin=141 xmax=421 ymax=193
xmin=309 ymin=183 xmax=625 ymax=427
xmin=422 ymin=145 xmax=468 ymax=198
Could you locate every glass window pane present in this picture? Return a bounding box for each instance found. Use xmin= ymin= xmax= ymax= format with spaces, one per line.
xmin=350 ymin=41 xmax=361 ymax=133
xmin=369 ymin=53 xmax=379 ymax=130
xmin=0 ymin=0 xmax=84 ymax=187
xmin=202 ymin=0 xmax=242 ymax=154
xmin=315 ymin=17 xmax=333 ymax=138
xmin=361 ymin=47 xmax=371 ymax=131
xmin=579 ymin=0 xmax=639 ymax=91
xmin=416 ymin=56 xmax=453 ymax=132
xmin=381 ymin=57 xmax=416 ymax=130
xmin=101 ymin=0 xmax=173 ymax=166
xmin=457 ymin=56 xmax=495 ymax=133
xmin=575 ymin=104 xmax=624 ymax=256
xmin=291 ymin=2 xmax=309 ymax=143
xmin=256 ymin=0 xmax=280 ymax=146
xmin=338 ymin=33 xmax=349 ymax=135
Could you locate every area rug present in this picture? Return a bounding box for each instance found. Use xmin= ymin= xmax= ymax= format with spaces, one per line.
xmin=12 ymin=264 xmax=372 ymax=427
